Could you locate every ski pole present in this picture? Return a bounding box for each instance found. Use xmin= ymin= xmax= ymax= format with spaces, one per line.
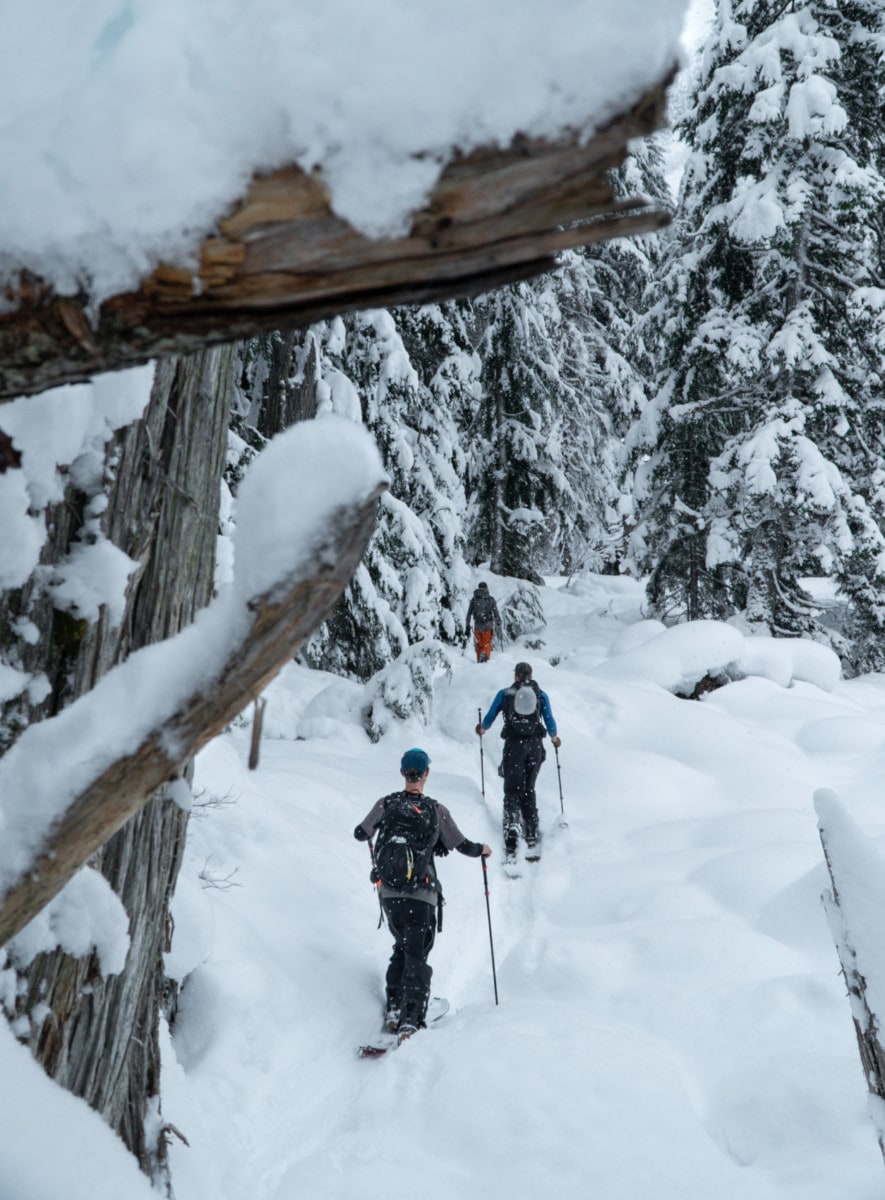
xmin=480 ymin=856 xmax=499 ymax=1006
xmin=368 ymin=838 xmax=384 ymax=929
xmin=477 ymin=706 xmax=485 ymax=797
xmin=554 ymin=744 xmax=564 ymax=816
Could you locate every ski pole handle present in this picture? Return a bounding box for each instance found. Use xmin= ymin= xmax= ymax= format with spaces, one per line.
xmin=481 ymin=856 xmax=499 ymax=1006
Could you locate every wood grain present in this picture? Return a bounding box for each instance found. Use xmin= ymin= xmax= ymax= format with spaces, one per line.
xmin=0 ymin=70 xmax=674 ymax=401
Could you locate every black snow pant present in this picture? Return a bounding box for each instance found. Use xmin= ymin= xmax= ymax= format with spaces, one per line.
xmin=501 ymin=735 xmax=546 ymax=854
xmin=381 ymin=896 xmax=437 ymax=1027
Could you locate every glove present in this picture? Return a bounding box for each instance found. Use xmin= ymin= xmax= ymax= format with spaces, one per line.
xmin=433 ymin=838 xmax=450 ymax=857
xmin=465 ymin=627 xmax=471 ymax=638
xmin=550 ymin=735 xmax=561 ymax=748
xmin=353 ymin=824 xmax=369 ymax=841
xmin=475 ymin=723 xmax=484 ymax=737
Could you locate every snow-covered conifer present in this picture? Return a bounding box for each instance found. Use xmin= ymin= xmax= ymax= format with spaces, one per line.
xmin=631 ymin=0 xmax=885 ymax=667
xmin=298 ymin=310 xmax=471 ymax=679
xmin=467 ymin=282 xmax=571 ymax=580
xmin=555 ymin=136 xmax=673 ymax=572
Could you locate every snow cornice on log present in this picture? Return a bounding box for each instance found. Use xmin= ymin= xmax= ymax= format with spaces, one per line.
xmin=0 ymin=455 xmax=386 ymax=949
xmin=0 ymin=69 xmax=675 ymax=402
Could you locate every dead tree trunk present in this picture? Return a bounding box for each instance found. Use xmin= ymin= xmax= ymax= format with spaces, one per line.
xmin=816 ymin=788 xmax=885 ymax=1165
xmin=8 ymin=345 xmax=236 ymax=1188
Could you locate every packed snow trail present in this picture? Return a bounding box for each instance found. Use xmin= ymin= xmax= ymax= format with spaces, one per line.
xmin=165 ymin=575 xmax=883 ymax=1200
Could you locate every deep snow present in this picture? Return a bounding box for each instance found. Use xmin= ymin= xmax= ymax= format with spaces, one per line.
xmin=152 ymin=572 xmax=885 ymax=1200
xmin=3 ymin=570 xmax=885 ymax=1197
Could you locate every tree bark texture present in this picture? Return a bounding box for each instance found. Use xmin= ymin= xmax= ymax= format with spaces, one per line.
xmin=819 ymin=827 xmax=885 ymax=1166
xmin=6 ymin=346 xmax=235 ymax=1188
xmin=0 ymin=74 xmax=674 ymax=403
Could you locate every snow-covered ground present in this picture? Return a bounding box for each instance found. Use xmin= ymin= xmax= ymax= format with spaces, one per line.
xmin=151 ymin=572 xmax=885 ymax=1200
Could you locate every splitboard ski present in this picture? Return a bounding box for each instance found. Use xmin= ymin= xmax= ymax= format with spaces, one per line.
xmin=357 ymin=996 xmax=450 ymax=1059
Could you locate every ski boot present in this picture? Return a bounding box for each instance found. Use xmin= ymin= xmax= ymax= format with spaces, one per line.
xmin=525 ymin=825 xmax=542 ymax=863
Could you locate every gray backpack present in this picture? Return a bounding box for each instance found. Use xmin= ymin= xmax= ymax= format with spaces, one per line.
xmin=503 ymin=681 xmax=543 ymax=737
xmin=513 ymin=683 xmax=538 ymax=716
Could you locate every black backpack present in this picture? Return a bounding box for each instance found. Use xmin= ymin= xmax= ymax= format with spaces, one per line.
xmin=471 ymin=591 xmax=495 ymax=624
xmin=372 ymin=792 xmax=441 ymax=892
xmin=503 ymin=680 xmax=544 ymax=738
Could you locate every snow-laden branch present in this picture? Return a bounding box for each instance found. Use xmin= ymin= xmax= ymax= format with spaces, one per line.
xmin=0 ymin=417 xmax=386 ymax=948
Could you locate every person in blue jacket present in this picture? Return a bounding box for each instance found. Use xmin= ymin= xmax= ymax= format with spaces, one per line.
xmin=475 ymin=661 xmax=561 ymax=862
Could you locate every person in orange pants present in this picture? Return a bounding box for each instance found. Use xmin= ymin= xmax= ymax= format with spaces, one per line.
xmin=465 ymin=581 xmax=501 ymax=663
xmin=473 ymin=626 xmax=493 ymax=662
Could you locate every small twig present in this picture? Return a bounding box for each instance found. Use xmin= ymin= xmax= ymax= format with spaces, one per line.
xmin=190 ymin=787 xmax=239 ymax=814
xmin=159 ymin=1123 xmax=190 ymax=1149
xmin=198 ymin=858 xmax=242 ymax=891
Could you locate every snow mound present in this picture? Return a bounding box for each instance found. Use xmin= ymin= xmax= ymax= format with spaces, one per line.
xmin=0 ymin=1020 xmax=156 ymax=1200
xmin=593 ymin=619 xmax=841 ymax=693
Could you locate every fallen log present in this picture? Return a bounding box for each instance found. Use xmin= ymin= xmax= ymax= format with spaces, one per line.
xmin=0 ymin=70 xmax=674 ymax=402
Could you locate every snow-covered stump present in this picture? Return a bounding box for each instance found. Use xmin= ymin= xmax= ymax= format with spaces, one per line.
xmin=815 ymin=788 xmax=885 ymax=1163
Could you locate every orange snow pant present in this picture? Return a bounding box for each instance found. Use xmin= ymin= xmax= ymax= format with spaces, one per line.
xmin=473 ymin=628 xmax=493 ymax=662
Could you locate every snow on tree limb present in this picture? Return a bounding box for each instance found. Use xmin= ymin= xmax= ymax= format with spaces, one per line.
xmin=0 ymin=78 xmax=675 ymax=403
xmin=0 ymin=420 xmax=386 ymax=948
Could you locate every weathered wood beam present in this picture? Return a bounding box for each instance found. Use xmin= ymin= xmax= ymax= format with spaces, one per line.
xmin=0 ymin=69 xmax=675 ymax=401
xmin=0 ymin=483 xmax=384 ymax=949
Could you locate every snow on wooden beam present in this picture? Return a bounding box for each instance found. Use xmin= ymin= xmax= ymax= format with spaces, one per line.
xmin=0 ymin=69 xmax=674 ymax=402
xmin=0 ymin=481 xmax=384 ymax=949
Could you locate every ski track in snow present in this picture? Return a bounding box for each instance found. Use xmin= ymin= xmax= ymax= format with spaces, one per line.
xmin=165 ymin=576 xmax=885 ymax=1200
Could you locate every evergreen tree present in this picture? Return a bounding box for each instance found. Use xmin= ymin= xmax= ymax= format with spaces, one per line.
xmin=298 ymin=310 xmax=471 ymax=679
xmin=630 ymin=0 xmax=885 ymax=667
xmin=555 ymin=135 xmax=674 ymax=573
xmin=467 ymin=281 xmax=569 ymax=580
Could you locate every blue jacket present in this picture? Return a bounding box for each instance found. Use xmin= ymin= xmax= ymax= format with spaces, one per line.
xmin=481 ymin=684 xmax=557 ymax=736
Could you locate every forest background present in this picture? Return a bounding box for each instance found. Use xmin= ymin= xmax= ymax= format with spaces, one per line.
xmin=246 ymin=0 xmax=885 ymax=696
